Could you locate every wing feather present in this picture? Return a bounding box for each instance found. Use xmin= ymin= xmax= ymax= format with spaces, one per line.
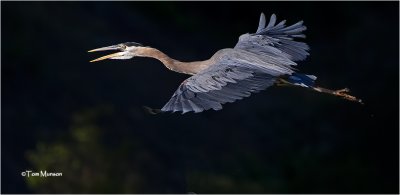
xmin=235 ymin=13 xmax=309 ymax=62
xmin=265 ymin=13 xmax=276 ymax=29
xmin=161 ymin=63 xmax=276 ymax=113
xmin=257 ymin=13 xmax=267 ymax=33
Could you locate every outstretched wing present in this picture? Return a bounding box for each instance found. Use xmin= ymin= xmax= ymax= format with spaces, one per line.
xmin=161 ymin=63 xmax=276 ymax=113
xmin=161 ymin=13 xmax=309 ymax=114
xmin=235 ymin=13 xmax=309 ymax=63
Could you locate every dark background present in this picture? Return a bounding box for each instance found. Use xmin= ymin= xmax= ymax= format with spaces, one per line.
xmin=2 ymin=1 xmax=399 ymax=194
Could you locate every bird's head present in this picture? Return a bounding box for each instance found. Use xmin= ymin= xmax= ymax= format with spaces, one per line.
xmin=88 ymin=42 xmax=146 ymax=62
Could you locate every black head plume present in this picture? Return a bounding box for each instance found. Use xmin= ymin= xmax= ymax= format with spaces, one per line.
xmin=124 ymin=42 xmax=143 ymax=47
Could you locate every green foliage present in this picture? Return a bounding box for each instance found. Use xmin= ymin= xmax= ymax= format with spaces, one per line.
xmin=26 ymin=106 xmax=142 ymax=193
xmin=25 ymin=105 xmax=384 ymax=193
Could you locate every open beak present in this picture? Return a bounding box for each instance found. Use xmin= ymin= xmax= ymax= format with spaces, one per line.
xmin=88 ymin=45 xmax=124 ymax=62
xmin=89 ymin=52 xmax=125 ymax=62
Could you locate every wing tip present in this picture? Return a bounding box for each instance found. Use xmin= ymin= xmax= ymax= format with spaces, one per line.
xmin=143 ymin=106 xmax=163 ymax=115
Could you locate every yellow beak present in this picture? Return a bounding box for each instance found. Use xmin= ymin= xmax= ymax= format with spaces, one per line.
xmin=88 ymin=45 xmax=124 ymax=62
xmin=89 ymin=52 xmax=124 ymax=62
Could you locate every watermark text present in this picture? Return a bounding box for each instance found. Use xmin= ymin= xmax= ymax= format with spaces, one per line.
xmin=21 ymin=170 xmax=62 ymax=177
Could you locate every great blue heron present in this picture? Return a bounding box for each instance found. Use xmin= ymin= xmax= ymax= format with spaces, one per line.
xmin=89 ymin=13 xmax=362 ymax=114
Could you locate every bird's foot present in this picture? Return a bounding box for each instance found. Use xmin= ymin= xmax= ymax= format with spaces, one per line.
xmin=335 ymin=88 xmax=350 ymax=93
xmin=333 ymin=88 xmax=363 ymax=104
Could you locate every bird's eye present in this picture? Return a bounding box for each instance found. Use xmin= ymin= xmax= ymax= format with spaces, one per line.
xmin=119 ymin=44 xmax=127 ymax=50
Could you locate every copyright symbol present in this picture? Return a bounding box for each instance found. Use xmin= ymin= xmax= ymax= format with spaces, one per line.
xmin=21 ymin=172 xmax=26 ymax=177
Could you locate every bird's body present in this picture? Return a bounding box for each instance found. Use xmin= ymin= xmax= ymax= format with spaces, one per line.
xmin=89 ymin=13 xmax=362 ymax=113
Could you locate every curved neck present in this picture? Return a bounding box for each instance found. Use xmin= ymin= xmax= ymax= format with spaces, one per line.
xmin=136 ymin=47 xmax=211 ymax=75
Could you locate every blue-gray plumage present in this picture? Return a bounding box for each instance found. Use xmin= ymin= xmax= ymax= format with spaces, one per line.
xmin=89 ymin=13 xmax=362 ymax=114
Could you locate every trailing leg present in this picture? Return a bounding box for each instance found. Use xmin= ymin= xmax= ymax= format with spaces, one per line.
xmin=312 ymin=86 xmax=363 ymax=104
xmin=276 ymin=73 xmax=363 ymax=104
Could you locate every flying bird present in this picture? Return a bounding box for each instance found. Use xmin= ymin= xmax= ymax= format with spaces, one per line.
xmin=89 ymin=13 xmax=362 ymax=114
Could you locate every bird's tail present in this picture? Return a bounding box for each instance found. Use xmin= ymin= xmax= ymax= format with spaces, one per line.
xmin=286 ymin=73 xmax=317 ymax=88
